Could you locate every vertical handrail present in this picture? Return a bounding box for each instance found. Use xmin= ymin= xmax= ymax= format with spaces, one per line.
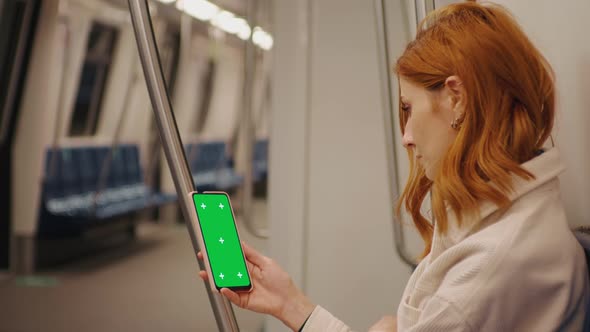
xmin=373 ymin=0 xmax=417 ymax=269
xmin=414 ymin=0 xmax=435 ymax=26
xmin=91 ymin=65 xmax=138 ymax=215
xmin=126 ymin=1 xmax=240 ymax=331
xmin=240 ymin=0 xmax=268 ymax=238
xmin=425 ymin=0 xmax=436 ymax=15
xmin=254 ymin=72 xmax=271 ymax=133
xmin=144 ymin=45 xmax=172 ymax=189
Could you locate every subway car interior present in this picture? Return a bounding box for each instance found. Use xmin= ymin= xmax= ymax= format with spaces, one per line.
xmin=1 ymin=0 xmax=589 ymax=331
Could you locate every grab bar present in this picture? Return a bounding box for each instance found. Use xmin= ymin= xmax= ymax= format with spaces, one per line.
xmin=127 ymin=1 xmax=240 ymax=330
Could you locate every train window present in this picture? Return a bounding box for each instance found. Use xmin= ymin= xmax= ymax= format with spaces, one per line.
xmin=68 ymin=22 xmax=119 ymax=136
xmin=193 ymin=59 xmax=217 ymax=133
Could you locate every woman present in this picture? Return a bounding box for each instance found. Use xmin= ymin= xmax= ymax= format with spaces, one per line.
xmin=199 ymin=2 xmax=589 ymax=331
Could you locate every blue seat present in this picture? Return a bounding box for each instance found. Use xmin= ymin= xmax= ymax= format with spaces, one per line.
xmin=44 ymin=148 xmax=91 ymax=218
xmin=77 ymin=147 xmax=98 ymax=192
xmin=39 ymin=144 xmax=178 ymax=237
xmin=186 ymin=141 xmax=243 ymax=191
xmin=123 ymin=144 xmax=142 ymax=184
xmin=108 ymin=146 xmax=127 ymax=188
xmin=40 ymin=148 xmax=82 ymax=235
xmin=186 ymin=142 xmax=215 ymax=189
xmin=59 ymin=148 xmax=80 ymax=196
xmin=194 ymin=142 xmax=225 ymax=190
xmin=43 ymin=148 xmax=62 ymax=200
xmin=122 ymin=144 xmax=176 ymax=206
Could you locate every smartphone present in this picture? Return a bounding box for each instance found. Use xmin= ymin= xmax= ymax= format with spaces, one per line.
xmin=189 ymin=191 xmax=252 ymax=293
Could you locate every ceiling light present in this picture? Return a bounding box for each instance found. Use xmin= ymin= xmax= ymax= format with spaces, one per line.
xmin=176 ymin=0 xmax=219 ymax=22
xmin=252 ymin=27 xmax=273 ymax=50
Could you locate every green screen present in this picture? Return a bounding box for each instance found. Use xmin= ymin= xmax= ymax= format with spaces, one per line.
xmin=193 ymin=193 xmax=251 ymax=289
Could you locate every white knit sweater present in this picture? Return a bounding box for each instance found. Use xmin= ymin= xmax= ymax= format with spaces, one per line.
xmin=302 ymin=148 xmax=589 ymax=331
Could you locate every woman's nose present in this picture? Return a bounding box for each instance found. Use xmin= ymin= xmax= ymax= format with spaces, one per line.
xmin=402 ymin=124 xmax=415 ymax=148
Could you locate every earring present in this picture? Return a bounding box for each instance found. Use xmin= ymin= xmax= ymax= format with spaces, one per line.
xmin=451 ymin=118 xmax=462 ymax=130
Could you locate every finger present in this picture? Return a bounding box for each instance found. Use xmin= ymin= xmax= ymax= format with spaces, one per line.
xmin=198 ymin=271 xmax=208 ymax=281
xmin=246 ymin=261 xmax=256 ymax=274
xmin=241 ymin=242 xmax=267 ymax=267
xmin=246 ymin=261 xmax=263 ymax=280
xmin=197 ymin=251 xmax=203 ymax=260
xmin=220 ymin=288 xmax=243 ymax=307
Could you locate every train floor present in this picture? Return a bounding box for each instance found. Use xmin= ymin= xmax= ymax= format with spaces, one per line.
xmin=0 ymin=200 xmax=269 ymax=332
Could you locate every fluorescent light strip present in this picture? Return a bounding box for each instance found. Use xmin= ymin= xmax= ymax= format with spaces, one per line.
xmin=211 ymin=10 xmax=238 ymax=34
xmin=252 ymin=26 xmax=273 ymax=50
xmin=156 ymin=0 xmax=272 ymax=50
xmin=235 ymin=18 xmax=252 ymax=41
xmin=176 ymin=0 xmax=219 ymax=21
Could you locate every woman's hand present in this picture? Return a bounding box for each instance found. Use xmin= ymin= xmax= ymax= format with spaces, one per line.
xmin=368 ymin=315 xmax=397 ymax=332
xmin=198 ymin=242 xmax=315 ymax=331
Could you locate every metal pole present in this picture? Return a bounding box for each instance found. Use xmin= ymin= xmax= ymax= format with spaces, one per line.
xmin=414 ymin=0 xmax=435 ymax=26
xmin=240 ymin=0 xmax=268 ymax=238
xmin=373 ymin=0 xmax=416 ymax=269
xmin=126 ymin=1 xmax=240 ymax=331
xmin=424 ymin=0 xmax=436 ymax=19
xmin=91 ymin=65 xmax=138 ymax=214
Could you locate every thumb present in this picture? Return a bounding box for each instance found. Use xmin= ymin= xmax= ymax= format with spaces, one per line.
xmin=241 ymin=242 xmax=267 ymax=267
xmin=220 ymin=288 xmax=242 ymax=307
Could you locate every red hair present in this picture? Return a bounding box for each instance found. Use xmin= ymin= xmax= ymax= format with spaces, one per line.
xmin=395 ymin=2 xmax=555 ymax=257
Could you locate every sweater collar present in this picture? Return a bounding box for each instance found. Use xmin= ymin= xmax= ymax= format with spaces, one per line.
xmin=432 ymin=148 xmax=566 ymax=254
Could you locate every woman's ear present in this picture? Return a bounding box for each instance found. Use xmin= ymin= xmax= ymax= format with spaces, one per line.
xmin=445 ymin=75 xmax=465 ymax=115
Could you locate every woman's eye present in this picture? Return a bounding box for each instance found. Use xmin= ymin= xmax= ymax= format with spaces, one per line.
xmin=401 ymin=104 xmax=411 ymax=113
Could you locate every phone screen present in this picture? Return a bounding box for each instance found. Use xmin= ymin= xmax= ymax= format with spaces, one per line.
xmin=192 ymin=192 xmax=251 ymax=291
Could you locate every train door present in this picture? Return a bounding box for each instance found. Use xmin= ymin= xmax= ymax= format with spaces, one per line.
xmin=0 ymin=0 xmax=41 ymax=270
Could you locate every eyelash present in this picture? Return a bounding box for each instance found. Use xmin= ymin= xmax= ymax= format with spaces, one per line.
xmin=401 ymin=105 xmax=411 ymax=113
